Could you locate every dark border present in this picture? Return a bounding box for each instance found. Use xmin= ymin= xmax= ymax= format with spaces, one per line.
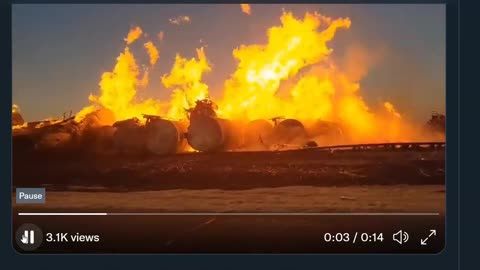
xmin=2 ymin=1 xmax=459 ymax=269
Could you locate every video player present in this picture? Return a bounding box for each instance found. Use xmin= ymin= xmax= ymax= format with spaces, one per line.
xmin=12 ymin=3 xmax=446 ymax=254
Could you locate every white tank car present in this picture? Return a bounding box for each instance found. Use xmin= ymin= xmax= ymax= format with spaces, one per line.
xmin=145 ymin=118 xmax=187 ymax=155
xmin=36 ymin=131 xmax=73 ymax=150
xmin=35 ymin=119 xmax=80 ymax=150
xmin=80 ymin=125 xmax=116 ymax=154
xmin=243 ymin=119 xmax=274 ymax=150
xmin=272 ymin=118 xmax=308 ymax=145
xmin=187 ymin=114 xmax=242 ymax=152
xmin=112 ymin=118 xmax=146 ymax=154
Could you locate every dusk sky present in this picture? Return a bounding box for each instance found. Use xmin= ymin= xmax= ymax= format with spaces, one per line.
xmin=12 ymin=4 xmax=445 ymax=122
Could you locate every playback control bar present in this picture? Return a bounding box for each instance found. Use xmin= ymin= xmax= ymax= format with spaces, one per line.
xmin=13 ymin=213 xmax=444 ymax=253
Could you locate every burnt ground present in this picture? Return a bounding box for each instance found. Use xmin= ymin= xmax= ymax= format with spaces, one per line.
xmin=13 ymin=148 xmax=445 ymax=191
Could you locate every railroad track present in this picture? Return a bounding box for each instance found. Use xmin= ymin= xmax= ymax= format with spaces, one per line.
xmin=302 ymin=141 xmax=446 ymax=152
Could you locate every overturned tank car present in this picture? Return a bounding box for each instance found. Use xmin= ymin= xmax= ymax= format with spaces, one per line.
xmin=144 ymin=115 xmax=188 ymax=155
xmin=242 ymin=119 xmax=274 ymax=150
xmin=76 ymin=109 xmax=117 ymax=154
xmin=187 ymin=114 xmax=242 ymax=152
xmin=186 ymin=99 xmax=242 ymax=152
xmin=34 ymin=117 xmax=80 ymax=151
xmin=79 ymin=125 xmax=116 ymax=154
xmin=270 ymin=118 xmax=308 ymax=146
xmin=112 ymin=118 xmax=146 ymax=154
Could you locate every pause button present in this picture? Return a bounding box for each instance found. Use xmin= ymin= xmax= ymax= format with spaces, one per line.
xmin=15 ymin=223 xmax=43 ymax=251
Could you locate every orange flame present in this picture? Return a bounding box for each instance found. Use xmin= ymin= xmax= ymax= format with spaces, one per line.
xmin=384 ymin=102 xmax=401 ymax=119
xmin=144 ymin=41 xmax=160 ymax=66
xmin=124 ymin=26 xmax=143 ymax=45
xmin=161 ymin=47 xmax=211 ymax=120
xmin=215 ymin=11 xmax=423 ymax=143
xmin=71 ymin=11 xmax=437 ymax=145
xmin=217 ymin=12 xmax=351 ymax=120
xmin=77 ymin=47 xmax=162 ymax=123
xmin=240 ymin=4 xmax=251 ymax=15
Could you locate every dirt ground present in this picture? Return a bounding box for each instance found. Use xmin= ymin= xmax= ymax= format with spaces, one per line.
xmin=13 ymin=185 xmax=445 ymax=214
xmin=13 ymin=148 xmax=445 ymax=214
xmin=13 ymin=148 xmax=445 ymax=190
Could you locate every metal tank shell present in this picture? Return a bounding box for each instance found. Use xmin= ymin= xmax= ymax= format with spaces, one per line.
xmin=272 ymin=119 xmax=308 ymax=145
xmin=187 ymin=115 xmax=241 ymax=152
xmin=34 ymin=119 xmax=80 ymax=151
xmin=36 ymin=132 xmax=73 ymax=150
xmin=145 ymin=118 xmax=187 ymax=155
xmin=243 ymin=119 xmax=274 ymax=149
xmin=112 ymin=118 xmax=146 ymax=154
xmin=80 ymin=125 xmax=116 ymax=154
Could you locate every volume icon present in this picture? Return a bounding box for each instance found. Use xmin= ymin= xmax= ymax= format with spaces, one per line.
xmin=393 ymin=230 xmax=409 ymax=244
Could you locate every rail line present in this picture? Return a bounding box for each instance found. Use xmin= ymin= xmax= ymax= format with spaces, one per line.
xmin=300 ymin=141 xmax=446 ymax=152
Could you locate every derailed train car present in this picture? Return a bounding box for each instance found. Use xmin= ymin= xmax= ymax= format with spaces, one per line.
xmin=187 ymin=114 xmax=243 ymax=152
xmin=112 ymin=118 xmax=146 ymax=154
xmin=12 ymin=99 xmax=348 ymax=155
xmin=241 ymin=118 xmax=310 ymax=150
xmin=13 ymin=117 xmax=80 ymax=152
xmin=112 ymin=115 xmax=189 ymax=155
xmin=242 ymin=119 xmax=274 ymax=150
xmin=144 ymin=116 xmax=188 ymax=155
xmin=184 ymin=99 xmax=241 ymax=152
xmin=271 ymin=118 xmax=308 ymax=145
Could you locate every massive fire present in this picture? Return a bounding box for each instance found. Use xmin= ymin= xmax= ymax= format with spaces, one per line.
xmin=75 ymin=46 xmax=163 ymax=124
xmin=162 ymin=47 xmax=212 ymax=120
xmin=217 ymin=12 xmax=351 ymax=120
xmin=15 ymin=10 xmax=444 ymax=149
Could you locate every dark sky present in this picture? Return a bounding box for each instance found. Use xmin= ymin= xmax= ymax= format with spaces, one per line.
xmin=12 ymin=4 xmax=445 ymax=122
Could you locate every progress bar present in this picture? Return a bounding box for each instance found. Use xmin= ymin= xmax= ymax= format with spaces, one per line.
xmin=17 ymin=212 xmax=441 ymax=216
